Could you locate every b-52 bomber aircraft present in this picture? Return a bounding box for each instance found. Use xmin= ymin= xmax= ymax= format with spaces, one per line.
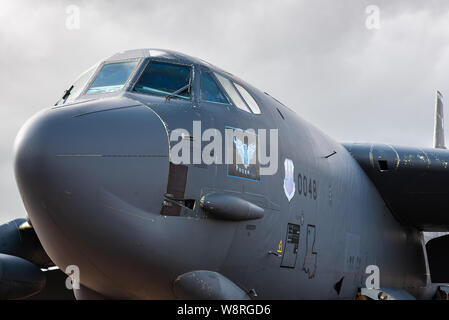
xmin=1 ymin=49 xmax=449 ymax=300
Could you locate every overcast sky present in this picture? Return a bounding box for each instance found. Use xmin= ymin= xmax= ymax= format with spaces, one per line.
xmin=1 ymin=0 xmax=449 ymax=222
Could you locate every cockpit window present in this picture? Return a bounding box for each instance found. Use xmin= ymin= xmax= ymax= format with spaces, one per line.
xmin=214 ymin=73 xmax=251 ymax=113
xmin=200 ymin=72 xmax=229 ymax=104
xmin=56 ymin=63 xmax=98 ymax=105
xmin=134 ymin=61 xmax=191 ymax=99
xmin=234 ymin=83 xmax=261 ymax=114
xmin=86 ymin=60 xmax=138 ymax=94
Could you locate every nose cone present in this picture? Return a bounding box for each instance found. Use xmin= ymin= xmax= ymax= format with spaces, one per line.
xmin=14 ymin=100 xmax=170 ymax=296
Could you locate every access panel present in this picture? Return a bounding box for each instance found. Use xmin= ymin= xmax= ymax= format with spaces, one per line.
xmin=281 ymin=223 xmax=300 ymax=268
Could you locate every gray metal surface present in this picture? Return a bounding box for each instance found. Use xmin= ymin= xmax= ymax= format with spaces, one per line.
xmin=434 ymin=91 xmax=446 ymax=149
xmin=173 ymin=270 xmax=250 ymax=300
xmin=5 ymin=48 xmax=446 ymax=299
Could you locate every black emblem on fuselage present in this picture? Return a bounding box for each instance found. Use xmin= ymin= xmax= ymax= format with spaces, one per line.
xmin=227 ymin=127 xmax=260 ymax=181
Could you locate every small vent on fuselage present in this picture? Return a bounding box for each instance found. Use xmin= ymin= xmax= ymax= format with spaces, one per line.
xmin=276 ymin=108 xmax=285 ymax=120
xmin=378 ymin=160 xmax=389 ymax=171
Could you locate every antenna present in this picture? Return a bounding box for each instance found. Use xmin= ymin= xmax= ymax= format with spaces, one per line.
xmin=433 ymin=90 xmax=446 ymax=149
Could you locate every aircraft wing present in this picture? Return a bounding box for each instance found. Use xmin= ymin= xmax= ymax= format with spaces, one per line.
xmin=344 ymin=91 xmax=449 ymax=283
xmin=344 ymin=92 xmax=449 ymax=231
xmin=343 ymin=142 xmax=449 ymax=231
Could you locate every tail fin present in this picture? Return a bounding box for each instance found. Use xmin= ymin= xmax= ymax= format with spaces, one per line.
xmin=434 ymin=91 xmax=446 ymax=149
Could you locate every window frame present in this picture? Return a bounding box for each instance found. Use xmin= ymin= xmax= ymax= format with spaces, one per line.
xmin=199 ymin=70 xmax=231 ymax=105
xmin=131 ymin=58 xmax=194 ymax=101
xmin=80 ymin=58 xmax=142 ymax=97
xmin=234 ymin=82 xmax=261 ymax=115
xmin=213 ymin=72 xmax=262 ymax=115
xmin=214 ymin=72 xmax=251 ymax=113
xmin=57 ymin=62 xmax=99 ymax=105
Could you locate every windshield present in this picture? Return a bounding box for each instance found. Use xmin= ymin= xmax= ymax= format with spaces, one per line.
xmin=200 ymin=72 xmax=229 ymax=104
xmin=214 ymin=73 xmax=251 ymax=113
xmin=86 ymin=60 xmax=138 ymax=94
xmin=56 ymin=63 xmax=98 ymax=105
xmin=133 ymin=61 xmax=191 ymax=99
xmin=234 ymin=83 xmax=261 ymax=114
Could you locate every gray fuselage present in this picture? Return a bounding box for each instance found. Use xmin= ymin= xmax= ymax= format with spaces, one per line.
xmin=13 ymin=49 xmax=434 ymax=299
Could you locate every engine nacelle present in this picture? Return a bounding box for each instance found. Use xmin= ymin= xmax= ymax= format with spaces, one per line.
xmin=0 ymin=218 xmax=52 ymax=267
xmin=0 ymin=253 xmax=46 ymax=299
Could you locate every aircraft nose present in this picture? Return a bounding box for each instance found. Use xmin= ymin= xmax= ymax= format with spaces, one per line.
xmin=13 ymin=103 xmax=170 ymax=282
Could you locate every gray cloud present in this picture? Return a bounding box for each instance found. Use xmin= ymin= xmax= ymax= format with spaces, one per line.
xmin=1 ymin=0 xmax=449 ymax=221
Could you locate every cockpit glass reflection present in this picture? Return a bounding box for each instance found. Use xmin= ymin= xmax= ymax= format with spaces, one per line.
xmin=200 ymin=72 xmax=229 ymax=104
xmin=86 ymin=60 xmax=138 ymax=94
xmin=133 ymin=61 xmax=191 ymax=99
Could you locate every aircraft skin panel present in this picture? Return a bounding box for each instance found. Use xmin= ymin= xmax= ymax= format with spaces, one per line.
xmin=3 ymin=49 xmax=441 ymax=299
xmin=236 ymin=100 xmax=429 ymax=299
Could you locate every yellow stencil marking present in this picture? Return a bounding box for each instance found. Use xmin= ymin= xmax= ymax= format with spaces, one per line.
xmin=277 ymin=240 xmax=283 ymax=253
